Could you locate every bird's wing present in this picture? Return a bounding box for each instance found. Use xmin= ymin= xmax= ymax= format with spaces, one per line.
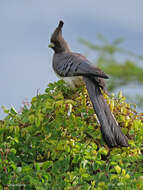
xmin=53 ymin=52 xmax=109 ymax=79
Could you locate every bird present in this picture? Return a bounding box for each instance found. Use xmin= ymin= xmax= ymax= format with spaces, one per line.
xmin=48 ymin=20 xmax=128 ymax=148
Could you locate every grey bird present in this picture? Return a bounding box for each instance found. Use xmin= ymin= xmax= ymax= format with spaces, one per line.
xmin=49 ymin=20 xmax=128 ymax=148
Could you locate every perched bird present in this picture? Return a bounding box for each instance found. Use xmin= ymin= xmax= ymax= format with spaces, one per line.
xmin=49 ymin=20 xmax=128 ymax=148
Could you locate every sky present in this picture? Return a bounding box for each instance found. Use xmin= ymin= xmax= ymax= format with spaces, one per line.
xmin=0 ymin=0 xmax=143 ymax=118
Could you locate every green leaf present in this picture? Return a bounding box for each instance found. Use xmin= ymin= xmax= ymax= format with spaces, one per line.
xmin=35 ymin=117 xmax=40 ymax=127
xmin=11 ymin=148 xmax=16 ymax=154
xmin=16 ymin=167 xmax=22 ymax=173
xmin=10 ymin=106 xmax=17 ymax=115
xmin=29 ymin=115 xmax=35 ymax=124
xmin=114 ymin=165 xmax=121 ymax=174
xmin=98 ymin=147 xmax=108 ymax=155
xmin=42 ymin=161 xmax=53 ymax=169
xmin=1 ymin=105 xmax=9 ymax=114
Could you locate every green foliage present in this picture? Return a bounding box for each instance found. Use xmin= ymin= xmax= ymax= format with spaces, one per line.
xmin=0 ymin=80 xmax=143 ymax=189
xmin=79 ymin=34 xmax=143 ymax=107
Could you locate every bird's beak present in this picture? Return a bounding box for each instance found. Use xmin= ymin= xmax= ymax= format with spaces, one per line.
xmin=48 ymin=43 xmax=55 ymax=48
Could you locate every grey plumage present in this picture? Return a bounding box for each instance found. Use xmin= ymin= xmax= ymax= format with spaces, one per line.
xmin=83 ymin=77 xmax=128 ymax=147
xmin=53 ymin=52 xmax=109 ymax=78
xmin=49 ymin=20 xmax=128 ymax=148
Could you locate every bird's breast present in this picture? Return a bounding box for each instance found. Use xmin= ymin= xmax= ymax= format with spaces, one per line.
xmin=63 ymin=76 xmax=84 ymax=89
xmin=54 ymin=70 xmax=83 ymax=89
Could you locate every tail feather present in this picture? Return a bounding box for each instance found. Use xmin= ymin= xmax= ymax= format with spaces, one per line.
xmin=83 ymin=77 xmax=128 ymax=148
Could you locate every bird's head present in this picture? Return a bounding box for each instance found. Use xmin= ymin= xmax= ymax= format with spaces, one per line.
xmin=49 ymin=20 xmax=70 ymax=53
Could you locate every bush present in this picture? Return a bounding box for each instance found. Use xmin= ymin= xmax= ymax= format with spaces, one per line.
xmin=0 ymin=80 xmax=143 ymax=190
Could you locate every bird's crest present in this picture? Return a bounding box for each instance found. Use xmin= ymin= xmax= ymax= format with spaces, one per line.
xmin=50 ymin=20 xmax=64 ymax=43
xmin=49 ymin=20 xmax=70 ymax=53
xmin=58 ymin=20 xmax=64 ymax=29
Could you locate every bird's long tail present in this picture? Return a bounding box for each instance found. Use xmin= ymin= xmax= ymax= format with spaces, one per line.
xmin=83 ymin=77 xmax=128 ymax=148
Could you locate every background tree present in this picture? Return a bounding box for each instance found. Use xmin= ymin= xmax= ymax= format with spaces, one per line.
xmin=79 ymin=34 xmax=143 ymax=108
